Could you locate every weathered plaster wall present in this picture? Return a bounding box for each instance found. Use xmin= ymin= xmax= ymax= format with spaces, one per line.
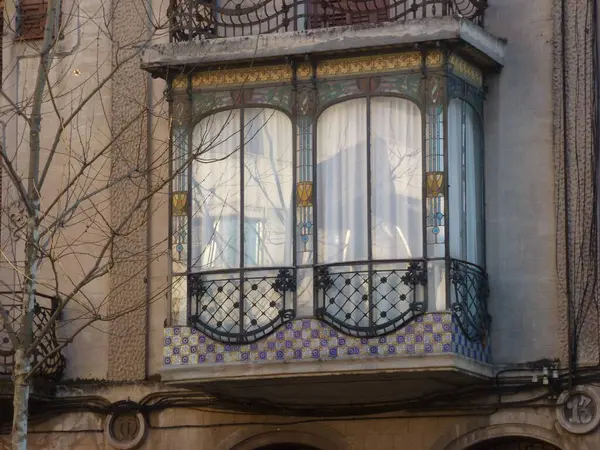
xmin=146 ymin=0 xmax=172 ymax=379
xmin=484 ymin=0 xmax=558 ymax=363
xmin=0 ymin=0 xmax=114 ymax=379
xmin=107 ymin=0 xmax=150 ymax=380
xmin=552 ymin=0 xmax=599 ymax=365
xmin=5 ymin=382 xmax=600 ymax=450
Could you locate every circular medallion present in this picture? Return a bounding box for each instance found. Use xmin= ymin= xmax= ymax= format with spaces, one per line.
xmin=556 ymin=385 xmax=600 ymax=434
xmin=104 ymin=412 xmax=147 ymax=449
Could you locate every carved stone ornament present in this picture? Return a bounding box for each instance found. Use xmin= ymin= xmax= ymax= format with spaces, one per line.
xmin=104 ymin=412 xmax=147 ymax=449
xmin=556 ymin=385 xmax=600 ymax=434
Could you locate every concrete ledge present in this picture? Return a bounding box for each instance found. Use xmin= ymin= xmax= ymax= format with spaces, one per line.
xmin=141 ymin=17 xmax=505 ymax=73
xmin=160 ymin=352 xmax=493 ymax=384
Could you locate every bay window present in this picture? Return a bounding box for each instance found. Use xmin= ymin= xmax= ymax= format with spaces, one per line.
xmin=171 ymin=53 xmax=490 ymax=344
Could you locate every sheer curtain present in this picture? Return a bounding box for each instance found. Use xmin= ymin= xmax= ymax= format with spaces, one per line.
xmin=317 ymin=97 xmax=422 ymax=263
xmin=448 ymin=99 xmax=463 ymax=261
xmin=317 ymin=99 xmax=368 ymax=264
xmin=192 ymin=110 xmax=241 ymax=270
xmin=448 ymin=98 xmax=484 ymax=266
xmin=243 ymin=108 xmax=293 ymax=267
xmin=465 ymin=104 xmax=483 ymax=266
xmin=317 ymin=97 xmax=423 ymax=326
xmin=191 ymin=108 xmax=293 ymax=269
xmin=371 ymin=97 xmax=423 ymax=260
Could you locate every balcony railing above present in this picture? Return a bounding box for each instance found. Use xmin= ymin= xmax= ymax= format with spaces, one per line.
xmin=0 ymin=294 xmax=65 ymax=381
xmin=168 ymin=0 xmax=487 ymax=42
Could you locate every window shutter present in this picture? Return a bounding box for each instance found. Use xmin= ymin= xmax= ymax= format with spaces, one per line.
xmin=0 ymin=5 xmax=3 ymax=88
xmin=309 ymin=0 xmax=389 ymax=29
xmin=18 ymin=1 xmax=60 ymax=40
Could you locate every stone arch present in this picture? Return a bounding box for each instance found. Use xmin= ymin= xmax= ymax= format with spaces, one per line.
xmin=433 ymin=424 xmax=570 ymax=450
xmin=216 ymin=424 xmax=353 ymax=450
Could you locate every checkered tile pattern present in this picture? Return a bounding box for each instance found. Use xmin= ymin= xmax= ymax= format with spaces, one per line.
xmin=451 ymin=317 xmax=491 ymax=363
xmin=165 ymin=313 xmax=462 ymax=365
xmin=163 ymin=313 xmax=489 ymax=366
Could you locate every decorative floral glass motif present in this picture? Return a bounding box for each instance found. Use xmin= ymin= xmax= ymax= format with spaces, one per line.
xmin=171 ymin=126 xmax=189 ymax=271
xmin=425 ymin=76 xmax=446 ymax=254
xmin=172 ymin=192 xmax=188 ymax=216
xmin=296 ymin=86 xmax=316 ymax=262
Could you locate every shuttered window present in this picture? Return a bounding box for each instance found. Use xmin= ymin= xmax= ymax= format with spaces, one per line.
xmin=309 ymin=0 xmax=389 ymax=29
xmin=1 ymin=4 xmax=4 ymax=88
xmin=18 ymin=0 xmax=60 ymax=40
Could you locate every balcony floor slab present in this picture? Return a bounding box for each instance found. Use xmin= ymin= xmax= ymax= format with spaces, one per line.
xmin=142 ymin=16 xmax=505 ymax=75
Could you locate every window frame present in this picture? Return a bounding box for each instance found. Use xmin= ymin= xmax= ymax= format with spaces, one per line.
xmin=185 ymin=105 xmax=298 ymax=343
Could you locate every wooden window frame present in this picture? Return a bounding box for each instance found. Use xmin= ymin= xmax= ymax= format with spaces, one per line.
xmin=17 ymin=0 xmax=61 ymax=41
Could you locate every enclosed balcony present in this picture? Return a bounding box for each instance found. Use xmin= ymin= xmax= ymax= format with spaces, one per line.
xmin=143 ymin=0 xmax=504 ymax=409
xmin=0 ymin=292 xmax=66 ymax=421
xmin=168 ymin=0 xmax=487 ymax=41
xmin=151 ymin=43 xmax=506 ymax=408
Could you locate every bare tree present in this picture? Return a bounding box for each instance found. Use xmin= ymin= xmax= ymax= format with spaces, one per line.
xmin=0 ymin=0 xmax=265 ymax=448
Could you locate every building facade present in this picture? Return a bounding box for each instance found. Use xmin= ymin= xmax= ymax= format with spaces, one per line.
xmin=1 ymin=0 xmax=599 ymax=449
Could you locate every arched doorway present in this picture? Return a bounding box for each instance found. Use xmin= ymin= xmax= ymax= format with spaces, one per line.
xmin=254 ymin=445 xmax=321 ymax=450
xmin=467 ymin=437 xmax=561 ymax=450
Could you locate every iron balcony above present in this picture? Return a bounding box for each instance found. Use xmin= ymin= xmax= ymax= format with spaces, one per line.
xmin=0 ymin=295 xmax=66 ymax=382
xmin=168 ymin=0 xmax=487 ymax=42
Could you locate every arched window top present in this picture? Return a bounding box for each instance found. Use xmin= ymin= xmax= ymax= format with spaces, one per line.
xmin=316 ymin=96 xmax=423 ymax=264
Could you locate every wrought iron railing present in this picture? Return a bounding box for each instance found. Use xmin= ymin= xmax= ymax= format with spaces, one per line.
xmin=450 ymin=259 xmax=490 ymax=342
xmin=0 ymin=295 xmax=66 ymax=381
xmin=314 ymin=260 xmax=426 ymax=337
xmin=169 ymin=0 xmax=487 ymax=41
xmin=189 ymin=267 xmax=296 ymax=343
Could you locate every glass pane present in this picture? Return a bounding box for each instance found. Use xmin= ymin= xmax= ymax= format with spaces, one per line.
xmin=465 ymin=104 xmax=484 ymax=266
xmin=296 ymin=116 xmax=314 ymax=264
xmin=448 ymin=99 xmax=464 ymax=259
xmin=243 ymin=108 xmax=294 ymax=267
xmin=448 ymin=99 xmax=484 ymax=266
xmin=191 ymin=110 xmax=241 ymax=270
xmin=425 ymin=76 xmax=445 ymax=256
xmin=370 ymin=97 xmax=423 ymax=260
xmin=428 ymin=259 xmax=446 ymax=311
xmin=171 ymin=275 xmax=188 ymax=325
xmin=317 ymin=99 xmax=368 ymax=263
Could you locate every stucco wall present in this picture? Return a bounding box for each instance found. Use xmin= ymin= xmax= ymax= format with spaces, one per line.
xmin=3 ymin=381 xmax=598 ymax=450
xmin=0 ymin=0 xmax=114 ymax=379
xmin=106 ymin=0 xmax=150 ymax=381
xmin=483 ymin=0 xmax=558 ymax=363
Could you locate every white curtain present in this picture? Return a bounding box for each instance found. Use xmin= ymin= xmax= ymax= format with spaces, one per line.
xmin=317 ymin=97 xmax=423 ymax=326
xmin=317 ymin=98 xmax=369 ymax=264
xmin=192 ymin=110 xmax=241 ymax=270
xmin=448 ymin=99 xmax=483 ymax=266
xmin=191 ymin=108 xmax=293 ymax=270
xmin=243 ymin=108 xmax=293 ymax=267
xmin=371 ymin=97 xmax=423 ymax=260
xmin=317 ymin=97 xmax=423 ymax=264
xmin=465 ymin=104 xmax=484 ymax=266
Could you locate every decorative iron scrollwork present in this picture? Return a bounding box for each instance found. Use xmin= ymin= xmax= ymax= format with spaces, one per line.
xmin=189 ymin=268 xmax=296 ymax=344
xmin=169 ymin=0 xmax=487 ymax=42
xmin=315 ymin=260 xmax=427 ymax=337
xmin=450 ymin=259 xmax=490 ymax=343
xmin=272 ymin=269 xmax=297 ymax=293
xmin=400 ymin=261 xmax=427 ymax=287
xmin=0 ymin=294 xmax=66 ymax=381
